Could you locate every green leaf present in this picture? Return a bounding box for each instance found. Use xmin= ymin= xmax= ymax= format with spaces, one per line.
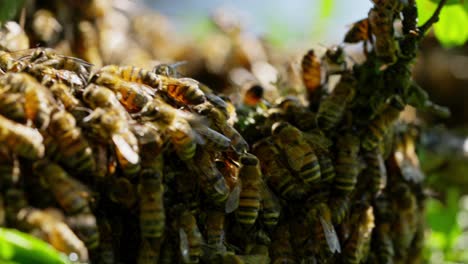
xmin=0 ymin=228 xmax=71 ymax=264
xmin=0 ymin=0 xmax=25 ymax=23
xmin=428 ymin=0 xmax=464 ymax=5
xmin=416 ymin=0 xmax=437 ymax=26
xmin=320 ymin=0 xmax=335 ymax=19
xmin=434 ymin=4 xmax=468 ymax=47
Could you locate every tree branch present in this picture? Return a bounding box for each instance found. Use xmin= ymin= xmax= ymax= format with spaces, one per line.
xmin=419 ymin=0 xmax=447 ymax=34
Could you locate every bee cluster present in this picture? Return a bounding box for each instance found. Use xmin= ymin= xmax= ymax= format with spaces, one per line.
xmin=0 ymin=0 xmax=449 ymax=263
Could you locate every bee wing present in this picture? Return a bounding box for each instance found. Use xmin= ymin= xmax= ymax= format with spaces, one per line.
xmin=225 ymin=179 xmax=241 ymax=213
xmin=179 ymin=228 xmax=190 ymax=263
xmin=319 ymin=216 xmax=341 ymax=253
xmin=283 ymin=145 xmax=304 ymax=172
xmin=112 ymin=134 xmax=139 ymax=165
xmin=193 ymin=125 xmax=231 ymax=150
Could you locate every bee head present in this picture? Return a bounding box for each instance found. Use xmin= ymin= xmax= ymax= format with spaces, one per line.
xmin=326 ymin=45 xmax=345 ymax=64
xmin=239 ymin=153 xmax=259 ymax=166
xmin=271 ymin=121 xmax=290 ymax=136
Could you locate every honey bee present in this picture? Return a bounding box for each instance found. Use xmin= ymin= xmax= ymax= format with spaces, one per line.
xmin=316 ymin=73 xmax=356 ymax=131
xmin=66 ymin=213 xmax=100 ymax=250
xmin=243 ymin=83 xmax=265 ymax=107
xmin=342 ymin=203 xmax=375 ymax=264
xmin=45 ymin=110 xmax=96 ymax=173
xmin=303 ymin=131 xmax=336 ymax=184
xmin=235 ymin=153 xmax=262 ymax=226
xmin=31 ymin=9 xmax=62 ymax=45
xmin=271 ymin=122 xmax=321 ymax=186
xmin=361 ymin=96 xmax=404 ymax=151
xmin=252 ymin=138 xmax=307 ymax=201
xmin=0 ymin=22 xmax=29 ymax=52
xmin=329 ymin=196 xmax=350 ymax=225
xmin=333 ymin=132 xmax=361 ymax=195
xmin=306 ymin=202 xmax=341 ymax=254
xmin=108 ymin=177 xmax=137 ymax=209
xmin=194 ymin=100 xmax=247 ymax=150
xmin=368 ymin=7 xmax=399 ymax=65
xmin=82 ymin=84 xmax=128 ymax=117
xmin=98 ymin=65 xmax=206 ymax=105
xmin=33 ymin=160 xmax=91 ymax=214
xmin=139 ymin=97 xmax=199 ymax=161
xmin=0 ymin=93 xmax=26 ymax=123
xmin=301 ymin=49 xmax=322 ymax=103
xmin=49 ymin=83 xmax=86 ymax=120
xmin=25 ymin=48 xmax=92 ymax=81
xmin=275 ymin=96 xmax=317 ymax=131
xmin=372 ymin=222 xmax=394 ymax=264
xmin=204 ymin=209 xmax=226 ymax=253
xmin=393 ymin=130 xmax=424 ymax=183
xmin=362 ymin=148 xmax=387 ymax=197
xmin=177 ymin=209 xmax=203 ymax=263
xmin=84 ymin=108 xmax=140 ymax=177
xmin=23 ymin=63 xmax=85 ymax=88
xmin=153 ymin=62 xmax=185 ymax=78
xmin=92 ymin=72 xmax=153 ymax=113
xmin=323 ymin=45 xmax=347 ymax=75
xmin=0 ymin=72 xmax=54 ymax=130
xmin=0 ymin=50 xmax=29 ymax=72
xmin=138 ymin=166 xmax=165 ymax=239
xmin=344 ymin=18 xmax=371 ymax=44
xmin=192 ymin=124 xmax=232 ymax=152
xmin=189 ymin=149 xmax=230 ymax=205
xmin=0 ymin=114 xmax=45 ymax=160
xmin=17 ymin=207 xmax=89 ymax=262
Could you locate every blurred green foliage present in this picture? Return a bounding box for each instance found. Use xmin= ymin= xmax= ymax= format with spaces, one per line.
xmin=418 ymin=0 xmax=468 ymax=47
xmin=0 ymin=0 xmax=25 ymax=23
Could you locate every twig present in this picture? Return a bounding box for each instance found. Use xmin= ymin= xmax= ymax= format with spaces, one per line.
xmin=419 ymin=0 xmax=448 ymax=34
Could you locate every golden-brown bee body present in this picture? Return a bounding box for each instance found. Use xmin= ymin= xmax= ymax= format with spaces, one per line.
xmin=66 ymin=213 xmax=100 ymax=250
xmin=236 ymin=153 xmax=262 ymax=226
xmin=139 ymin=160 xmax=165 ymax=239
xmin=93 ymin=72 xmax=153 ymax=113
xmin=344 ymin=18 xmax=371 ymax=43
xmin=31 ymin=9 xmax=62 ymax=45
xmin=260 ymin=183 xmax=281 ymax=230
xmin=76 ymin=20 xmax=103 ymax=67
xmin=189 ymin=149 xmax=229 ymax=205
xmin=85 ymin=108 xmax=140 ymax=177
xmin=46 ymin=110 xmax=96 ymax=173
xmin=18 ymin=207 xmax=89 ymax=262
xmin=316 ymin=74 xmax=356 ymax=131
xmin=334 ymin=133 xmax=361 ymax=195
xmin=272 ymin=122 xmax=321 ymax=185
xmin=342 ymin=204 xmax=375 ymax=264
xmin=0 ymin=114 xmax=44 ymax=160
xmin=178 ymin=209 xmax=203 ymax=263
xmin=362 ymin=148 xmax=387 ymax=197
xmin=0 ymin=93 xmax=26 ymax=123
xmin=205 ymin=209 xmax=226 ymax=252
xmin=306 ymin=203 xmax=341 ymax=254
xmin=33 ymin=161 xmax=91 ymax=214
xmin=361 ymin=97 xmax=404 ymax=151
xmin=301 ymin=49 xmax=322 ymax=95
xmin=253 ymin=139 xmax=307 ymax=201
xmin=368 ymin=7 xmax=399 ymax=64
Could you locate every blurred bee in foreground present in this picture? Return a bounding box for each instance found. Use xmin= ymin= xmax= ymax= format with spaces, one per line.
xmin=17 ymin=207 xmax=89 ymax=262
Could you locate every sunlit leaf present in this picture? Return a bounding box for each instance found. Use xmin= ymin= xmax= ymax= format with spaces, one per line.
xmin=0 ymin=228 xmax=70 ymax=264
xmin=428 ymin=0 xmax=464 ymax=5
xmin=434 ymin=4 xmax=468 ymax=47
xmin=416 ymin=0 xmax=437 ymax=26
xmin=320 ymin=0 xmax=335 ymax=19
